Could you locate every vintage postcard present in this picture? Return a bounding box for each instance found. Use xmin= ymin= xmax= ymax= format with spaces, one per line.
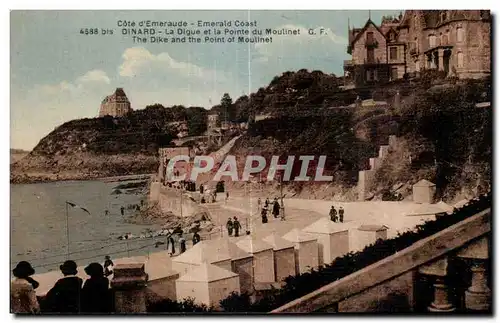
xmin=10 ymin=10 xmax=492 ymax=314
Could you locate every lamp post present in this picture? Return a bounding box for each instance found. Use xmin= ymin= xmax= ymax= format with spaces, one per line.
xmin=279 ymin=174 xmax=285 ymax=220
xmin=65 ymin=202 xmax=70 ymax=259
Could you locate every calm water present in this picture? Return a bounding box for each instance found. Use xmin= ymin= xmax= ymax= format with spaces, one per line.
xmin=10 ymin=179 xmax=164 ymax=274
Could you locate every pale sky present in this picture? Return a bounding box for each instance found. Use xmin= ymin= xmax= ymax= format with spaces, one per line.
xmin=10 ymin=10 xmax=401 ymax=150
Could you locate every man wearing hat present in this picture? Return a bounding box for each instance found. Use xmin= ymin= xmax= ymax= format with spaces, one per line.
xmin=11 ymin=261 xmax=40 ymax=314
xmin=44 ymin=260 xmax=83 ymax=313
xmin=81 ymin=263 xmax=112 ymax=313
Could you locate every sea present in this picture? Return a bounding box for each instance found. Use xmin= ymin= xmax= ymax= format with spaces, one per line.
xmin=10 ymin=179 xmax=165 ymax=275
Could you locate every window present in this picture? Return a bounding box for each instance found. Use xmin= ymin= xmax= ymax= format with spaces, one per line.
xmin=391 ymin=67 xmax=398 ymax=80
xmin=457 ymin=52 xmax=464 ymax=68
xmin=428 ymin=34 xmax=437 ymax=47
xmin=367 ymin=48 xmax=375 ymax=63
xmin=389 ymin=47 xmax=398 ymax=60
xmin=366 ymin=69 xmax=377 ymax=81
xmin=457 ymin=27 xmax=464 ymax=42
xmin=366 ymin=32 xmax=374 ymax=43
xmin=440 ymin=12 xmax=447 ymax=23
xmin=441 ymin=34 xmax=449 ymax=45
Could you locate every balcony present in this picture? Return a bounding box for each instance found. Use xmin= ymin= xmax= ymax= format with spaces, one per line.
xmin=364 ymin=57 xmax=383 ymax=64
xmin=365 ymin=40 xmax=379 ymax=49
xmin=343 ymin=60 xmax=354 ymax=68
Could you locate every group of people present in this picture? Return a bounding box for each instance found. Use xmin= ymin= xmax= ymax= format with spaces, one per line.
xmin=11 ymin=258 xmax=114 ymax=314
xmin=226 ymin=217 xmax=242 ymax=237
xmin=329 ymin=206 xmax=345 ymax=223
xmin=258 ymin=197 xmax=283 ymax=224
xmin=165 ymin=229 xmax=201 ymax=256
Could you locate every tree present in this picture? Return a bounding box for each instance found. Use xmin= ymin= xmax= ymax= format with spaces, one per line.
xmin=220 ymin=93 xmax=234 ymax=122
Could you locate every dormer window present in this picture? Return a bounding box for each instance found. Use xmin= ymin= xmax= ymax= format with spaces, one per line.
xmin=440 ymin=11 xmax=447 ymax=23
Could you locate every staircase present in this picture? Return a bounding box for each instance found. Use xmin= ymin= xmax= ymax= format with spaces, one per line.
xmin=271 ymin=208 xmax=491 ymax=313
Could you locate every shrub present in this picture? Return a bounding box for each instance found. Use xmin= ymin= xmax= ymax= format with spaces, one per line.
xmin=147 ymin=298 xmax=213 ymax=313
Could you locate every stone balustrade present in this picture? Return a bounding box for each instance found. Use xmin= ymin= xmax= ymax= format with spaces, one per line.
xmin=270 ymin=208 xmax=491 ymax=313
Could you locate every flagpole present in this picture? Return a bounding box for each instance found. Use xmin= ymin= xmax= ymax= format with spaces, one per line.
xmin=66 ymin=201 xmax=70 ymax=259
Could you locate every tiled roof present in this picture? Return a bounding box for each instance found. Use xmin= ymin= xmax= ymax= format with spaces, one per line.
xmin=282 ymin=228 xmax=317 ymax=243
xmin=172 ymin=240 xmax=232 ymax=265
xmin=177 ymin=262 xmax=238 ymax=283
xmin=262 ymin=233 xmax=295 ymax=251
xmin=235 ymin=235 xmax=274 ymax=253
xmin=302 ymin=217 xmax=350 ymax=234
xmin=358 ymin=224 xmax=389 ymax=232
xmin=413 ymin=179 xmax=436 ymax=187
xmin=206 ymin=238 xmax=252 ymax=261
xmin=407 ymin=203 xmax=449 ymax=216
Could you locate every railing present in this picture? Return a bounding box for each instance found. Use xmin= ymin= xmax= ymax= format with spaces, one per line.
xmin=365 ymin=40 xmax=379 ymax=49
xmin=343 ymin=60 xmax=354 ymax=67
xmin=271 ymin=208 xmax=491 ymax=313
xmin=364 ymin=58 xmax=382 ymax=64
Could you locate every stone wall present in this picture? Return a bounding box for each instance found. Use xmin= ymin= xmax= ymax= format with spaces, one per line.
xmin=357 ymin=135 xmax=397 ymax=201
xmin=157 ymin=185 xmax=201 ymax=218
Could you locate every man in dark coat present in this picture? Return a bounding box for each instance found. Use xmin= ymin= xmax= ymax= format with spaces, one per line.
xmin=44 ymin=260 xmax=83 ymax=313
xmin=272 ymin=200 xmax=280 ymax=218
xmin=226 ymin=218 xmax=234 ymax=236
xmin=81 ymin=263 xmax=112 ymax=313
xmin=261 ymin=208 xmax=268 ymax=224
xmin=338 ymin=206 xmax=345 ymax=223
xmin=233 ymin=217 xmax=242 ymax=237
xmin=329 ymin=206 xmax=338 ymax=222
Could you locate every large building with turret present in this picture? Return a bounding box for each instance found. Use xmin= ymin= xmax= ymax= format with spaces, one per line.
xmin=344 ymin=10 xmax=491 ymax=87
xmin=99 ymin=88 xmax=133 ymax=117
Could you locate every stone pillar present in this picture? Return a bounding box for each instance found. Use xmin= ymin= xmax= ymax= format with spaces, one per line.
xmin=111 ymin=263 xmax=149 ymax=313
xmin=465 ymin=261 xmax=490 ymax=311
xmin=419 ymin=257 xmax=455 ymax=313
xmin=428 ymin=277 xmax=455 ymax=312
xmin=158 ymin=155 xmax=165 ymax=183
xmin=457 ymin=236 xmax=490 ymax=311
xmin=438 ymin=49 xmax=444 ymax=71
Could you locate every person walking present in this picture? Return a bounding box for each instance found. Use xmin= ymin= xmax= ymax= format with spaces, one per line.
xmin=11 ymin=261 xmax=40 ymax=314
xmin=179 ymin=235 xmax=187 ymax=254
xmin=261 ymin=208 xmax=268 ymax=224
xmin=264 ymin=198 xmax=270 ymax=208
xmin=225 ymin=191 xmax=229 ymax=202
xmin=120 ymin=206 xmax=125 ymax=216
xmin=44 ymin=260 xmax=83 ymax=313
xmin=226 ymin=217 xmax=234 ymax=236
xmin=81 ymin=263 xmax=112 ymax=313
xmin=103 ymin=256 xmax=114 ymax=277
xmin=233 ymin=217 xmax=242 ymax=237
xmin=339 ymin=206 xmax=345 ymax=223
xmin=192 ymin=232 xmax=201 ymax=245
xmin=166 ymin=232 xmax=176 ymax=256
xmin=329 ymin=206 xmax=338 ymax=222
xmin=272 ymin=199 xmax=280 ymax=218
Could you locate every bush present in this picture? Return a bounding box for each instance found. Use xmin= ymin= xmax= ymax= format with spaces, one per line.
xmin=147 ymin=298 xmax=213 ymax=313
xmin=219 ymin=292 xmax=252 ymax=312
